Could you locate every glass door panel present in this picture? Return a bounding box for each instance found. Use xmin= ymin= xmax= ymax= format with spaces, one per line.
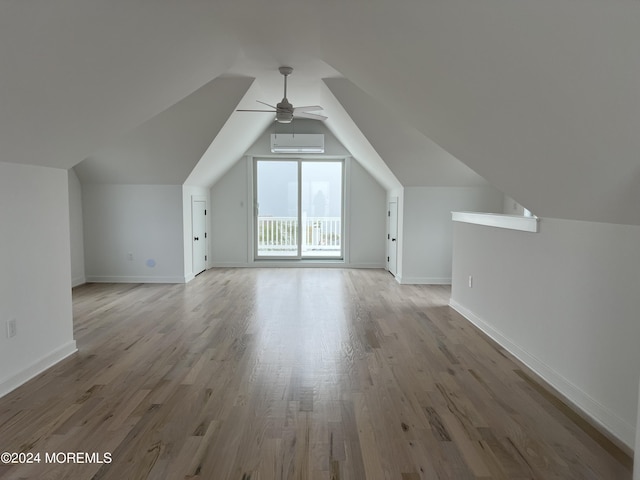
xmin=301 ymin=162 xmax=342 ymax=258
xmin=256 ymin=160 xmax=299 ymax=258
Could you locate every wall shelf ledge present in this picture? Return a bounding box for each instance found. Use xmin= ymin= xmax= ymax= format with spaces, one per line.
xmin=452 ymin=211 xmax=539 ymax=233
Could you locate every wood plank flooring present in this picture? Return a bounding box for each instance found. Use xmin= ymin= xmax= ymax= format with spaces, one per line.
xmin=0 ymin=268 xmax=632 ymax=479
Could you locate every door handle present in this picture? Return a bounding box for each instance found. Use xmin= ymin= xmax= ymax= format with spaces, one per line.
xmin=391 ymin=238 xmax=396 ymax=242
xmin=194 ymin=237 xmax=199 ymax=241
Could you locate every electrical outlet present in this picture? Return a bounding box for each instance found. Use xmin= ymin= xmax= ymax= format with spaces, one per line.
xmin=6 ymin=319 xmax=17 ymax=338
xmin=468 ymin=275 xmax=473 ymax=288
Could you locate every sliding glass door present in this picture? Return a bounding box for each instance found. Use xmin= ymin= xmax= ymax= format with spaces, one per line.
xmin=300 ymin=161 xmax=342 ymax=257
xmin=255 ymin=161 xmax=299 ymax=257
xmin=255 ymin=159 xmax=343 ymax=259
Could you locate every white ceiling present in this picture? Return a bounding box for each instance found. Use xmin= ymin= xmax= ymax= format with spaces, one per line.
xmin=75 ymin=76 xmax=255 ymax=184
xmin=1 ymin=1 xmax=639 ymax=224
xmin=324 ymin=78 xmax=489 ymax=187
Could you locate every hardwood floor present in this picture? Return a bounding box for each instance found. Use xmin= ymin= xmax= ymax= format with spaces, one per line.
xmin=0 ymin=268 xmax=632 ymax=479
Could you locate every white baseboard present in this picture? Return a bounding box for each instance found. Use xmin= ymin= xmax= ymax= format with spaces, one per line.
xmin=252 ymin=261 xmax=346 ymax=268
xmin=348 ymin=263 xmax=385 ymax=269
xmin=85 ymin=275 xmax=185 ymax=284
xmin=397 ymin=276 xmax=451 ymax=285
xmin=184 ymin=273 xmax=195 ymax=283
xmin=71 ymin=276 xmax=86 ymax=288
xmin=0 ymin=340 xmax=77 ymax=398
xmin=211 ymin=262 xmax=384 ymax=269
xmin=210 ymin=262 xmax=250 ymax=268
xmin=449 ymin=299 xmax=635 ymax=450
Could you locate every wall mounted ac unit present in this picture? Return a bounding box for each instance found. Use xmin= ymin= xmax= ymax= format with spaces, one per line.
xmin=270 ymin=134 xmax=325 ymax=153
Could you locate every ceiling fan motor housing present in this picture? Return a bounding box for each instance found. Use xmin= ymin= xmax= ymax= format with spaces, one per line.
xmin=276 ymin=98 xmax=294 ymax=123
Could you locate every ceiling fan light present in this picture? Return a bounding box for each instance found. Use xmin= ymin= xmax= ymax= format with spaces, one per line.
xmin=276 ymin=111 xmax=294 ymax=123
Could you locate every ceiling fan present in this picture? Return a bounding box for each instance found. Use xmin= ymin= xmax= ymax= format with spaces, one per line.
xmin=237 ymin=66 xmax=327 ymax=124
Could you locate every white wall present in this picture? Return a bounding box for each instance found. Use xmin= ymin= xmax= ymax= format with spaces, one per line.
xmin=211 ymin=122 xmax=387 ymax=268
xmin=183 ymin=185 xmax=210 ymax=282
xmin=210 ymin=156 xmax=386 ymax=268
xmin=68 ymin=168 xmax=85 ymax=287
xmin=0 ymin=162 xmax=77 ymax=397
xmin=450 ymin=218 xmax=640 ymax=449
xmin=503 ymin=194 xmax=534 ymax=217
xmin=399 ymin=187 xmax=503 ymax=284
xmin=503 ymin=194 xmax=525 ymax=215
xmin=83 ymin=184 xmax=184 ymax=283
xmin=348 ymin=159 xmax=386 ymax=268
xmin=210 ymin=158 xmax=250 ymax=266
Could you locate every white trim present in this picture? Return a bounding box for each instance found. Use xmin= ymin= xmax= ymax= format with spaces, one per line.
xmin=211 ymin=262 xmax=250 ymax=268
xmin=343 ymin=157 xmax=351 ymax=266
xmin=71 ymin=276 xmax=86 ymax=288
xmin=184 ymin=273 xmax=196 ymax=283
xmin=250 ymin=260 xmax=346 ymax=268
xmin=251 ymin=156 xmax=347 ymax=262
xmin=85 ymin=275 xmax=185 ymax=284
xmin=210 ymin=261 xmax=384 ymax=269
xmin=396 ymin=276 xmax=451 ymax=285
xmin=348 ymin=263 xmax=385 ymax=269
xmin=0 ymin=341 xmax=77 ymax=398
xmin=191 ymin=195 xmax=208 ymax=276
xmin=247 ymin=156 xmax=255 ymax=265
xmin=452 ymin=211 xmax=539 ymax=233
xmin=449 ymin=299 xmax=635 ymax=450
xmin=249 ymin=153 xmax=347 ymax=160
xmin=386 ymin=196 xmax=398 ymax=276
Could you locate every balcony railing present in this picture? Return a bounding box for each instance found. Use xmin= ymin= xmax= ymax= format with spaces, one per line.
xmin=257 ymin=216 xmax=341 ymax=257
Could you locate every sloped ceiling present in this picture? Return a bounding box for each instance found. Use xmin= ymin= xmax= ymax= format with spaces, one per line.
xmin=75 ymin=77 xmax=255 ymax=184
xmin=320 ymin=82 xmax=402 ymax=192
xmin=183 ymin=78 xmax=275 ymax=188
xmin=324 ymin=78 xmax=488 ymax=187
xmin=1 ymin=1 xmax=639 ymax=224
xmin=0 ymin=2 xmax=238 ymax=169
xmin=316 ymin=1 xmax=640 ymax=225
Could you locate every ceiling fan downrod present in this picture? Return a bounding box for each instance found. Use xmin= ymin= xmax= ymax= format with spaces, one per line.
xmin=279 ymin=66 xmax=293 ymax=100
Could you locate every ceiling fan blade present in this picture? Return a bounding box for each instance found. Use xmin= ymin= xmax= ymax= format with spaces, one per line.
xmin=294 ymin=111 xmax=328 ymax=121
xmin=236 ymin=109 xmax=276 ymax=113
xmin=293 ymin=105 xmax=324 ymax=113
xmin=256 ymin=100 xmax=277 ymax=109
